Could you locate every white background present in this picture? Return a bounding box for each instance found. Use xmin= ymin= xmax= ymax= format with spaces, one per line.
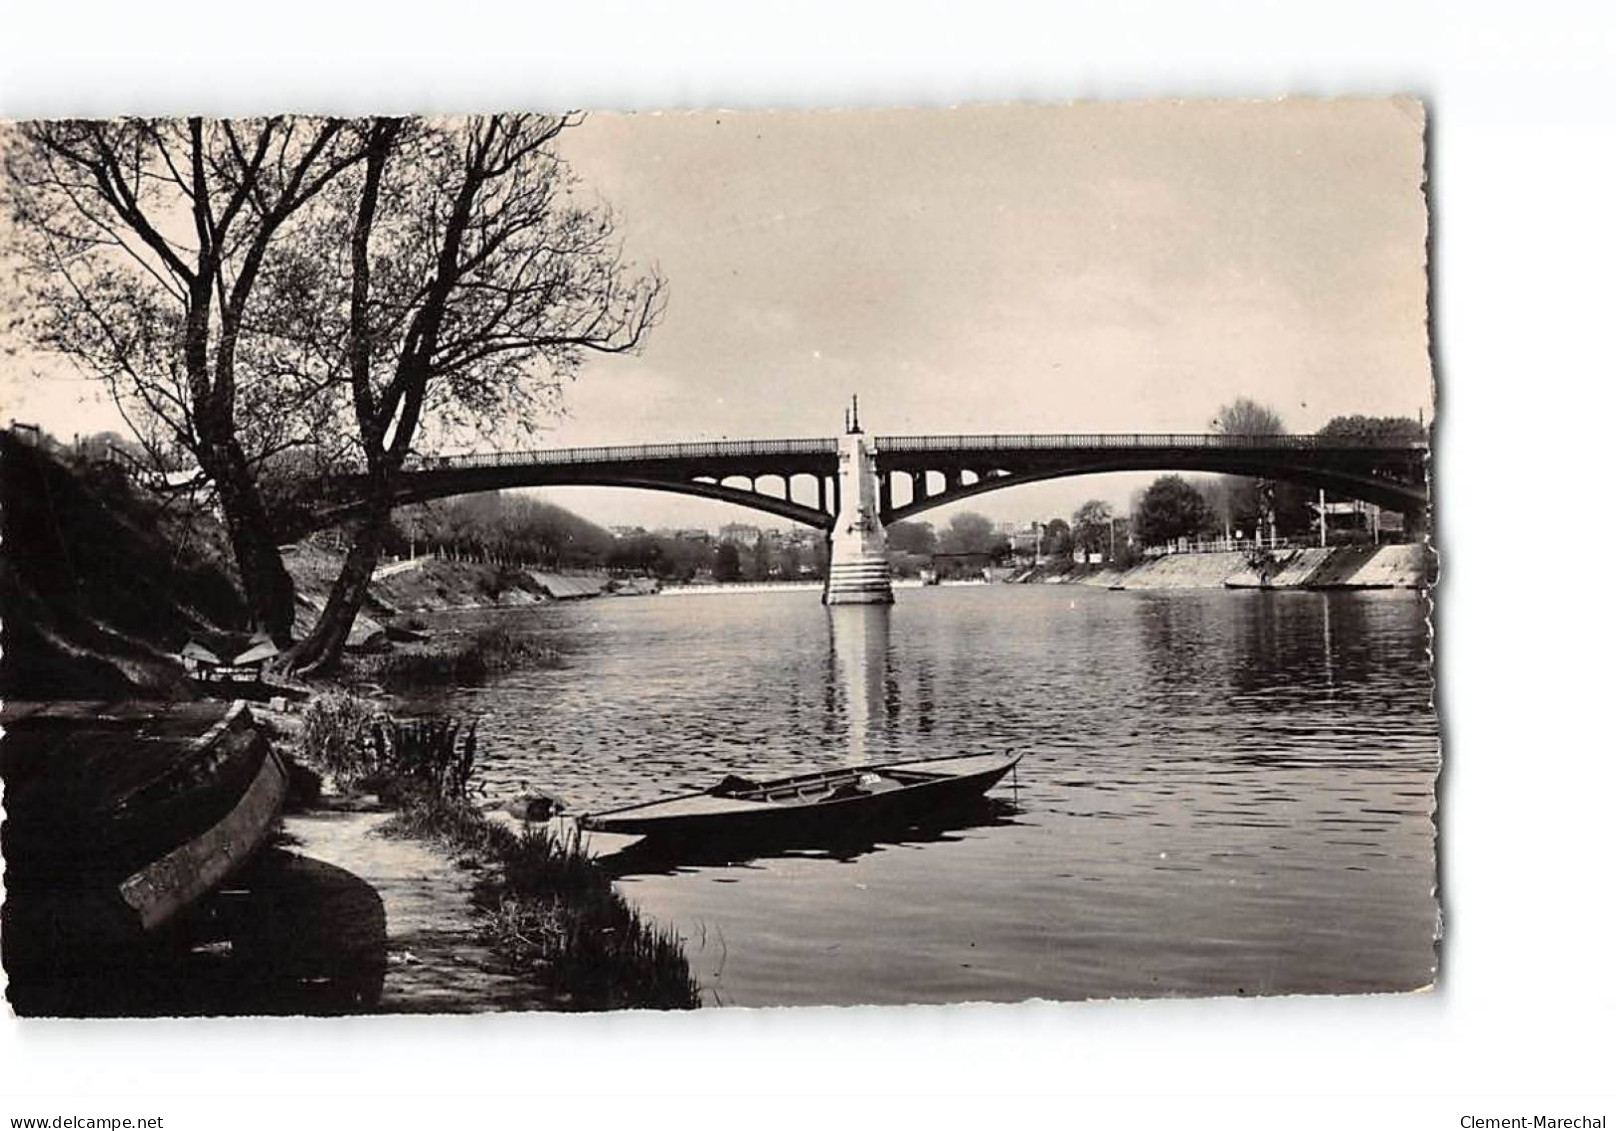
xmin=2 ymin=2 xmax=1612 ymax=1127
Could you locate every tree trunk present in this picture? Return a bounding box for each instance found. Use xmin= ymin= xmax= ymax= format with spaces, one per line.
xmin=278 ymin=492 xmax=391 ymax=676
xmin=208 ymin=441 xmax=297 ymax=645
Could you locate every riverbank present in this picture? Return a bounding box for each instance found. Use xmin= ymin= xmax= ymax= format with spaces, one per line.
xmin=1031 ymin=542 xmax=1437 ymax=592
xmin=271 ymin=804 xmax=556 ymax=1013
xmin=0 ymin=437 xmax=697 ymax=1012
xmin=261 ymin=698 xmax=701 ymax=1012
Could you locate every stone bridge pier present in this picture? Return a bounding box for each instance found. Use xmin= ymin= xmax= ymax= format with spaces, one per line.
xmin=824 ymin=411 xmax=894 ymax=605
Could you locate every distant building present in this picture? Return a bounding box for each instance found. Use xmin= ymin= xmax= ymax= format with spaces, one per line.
xmin=1309 ymin=497 xmax=1408 ymax=543
xmin=718 ymin=522 xmax=762 ymax=545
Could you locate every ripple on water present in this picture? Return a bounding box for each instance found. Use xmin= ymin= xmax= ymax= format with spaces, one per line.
xmin=420 ymin=586 xmax=1437 ymax=1006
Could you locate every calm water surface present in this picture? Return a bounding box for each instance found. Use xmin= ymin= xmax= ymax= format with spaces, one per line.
xmin=426 ymin=585 xmax=1438 ymax=1007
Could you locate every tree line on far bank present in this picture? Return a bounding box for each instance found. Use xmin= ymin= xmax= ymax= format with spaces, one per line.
xmin=379 ymin=492 xmax=828 ymax=583
xmin=1117 ymin=405 xmax=1425 ymax=550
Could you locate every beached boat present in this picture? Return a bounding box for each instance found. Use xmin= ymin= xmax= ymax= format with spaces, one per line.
xmin=579 ymin=751 xmax=1020 ymax=842
xmin=1 ymin=700 xmax=287 ymax=974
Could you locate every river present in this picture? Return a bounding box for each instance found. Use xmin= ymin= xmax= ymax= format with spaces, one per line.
xmin=423 ymin=584 xmax=1438 ymax=1007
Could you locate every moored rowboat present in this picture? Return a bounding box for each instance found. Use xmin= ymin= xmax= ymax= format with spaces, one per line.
xmin=579 ymin=751 xmax=1020 ymax=842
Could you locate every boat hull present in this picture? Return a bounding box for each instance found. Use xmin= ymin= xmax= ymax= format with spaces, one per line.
xmin=1 ymin=700 xmax=287 ymax=975
xmin=581 ymin=753 xmax=1019 ymax=844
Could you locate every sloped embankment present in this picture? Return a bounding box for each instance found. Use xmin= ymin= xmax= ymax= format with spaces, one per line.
xmin=1343 ymin=543 xmax=1437 ymax=588
xmin=1301 ymin=545 xmax=1386 ymax=588
xmin=1113 ymin=551 xmax=1249 ymax=590
xmin=281 ymin=544 xmax=553 ymax=631
xmin=0 ymin=435 xmax=248 ymax=700
xmin=1223 ymin=547 xmax=1334 ymax=589
xmin=1096 ymin=543 xmax=1436 ymax=592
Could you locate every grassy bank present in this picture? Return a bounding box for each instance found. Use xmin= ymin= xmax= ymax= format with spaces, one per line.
xmin=295 ymin=692 xmax=700 ymax=1011
xmin=383 ymin=797 xmax=700 ymax=1011
xmin=350 ymin=624 xmax=565 ymax=693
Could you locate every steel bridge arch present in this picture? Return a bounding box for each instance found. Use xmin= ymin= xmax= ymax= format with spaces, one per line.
xmin=297 ymin=432 xmax=1427 ymax=535
xmin=879 ymin=454 xmax=1428 ymax=527
xmin=313 ymin=466 xmax=834 ymax=532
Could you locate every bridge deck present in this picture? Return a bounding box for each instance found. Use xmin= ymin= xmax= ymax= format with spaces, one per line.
xmin=404 ymin=431 xmax=1425 ymax=471
xmin=295 ymin=431 xmax=1428 ymax=536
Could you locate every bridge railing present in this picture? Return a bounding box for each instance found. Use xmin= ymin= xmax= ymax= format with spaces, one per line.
xmin=874 ymin=432 xmax=1427 ymax=452
xmin=394 ymin=431 xmax=1425 ymax=474
xmin=405 ymin=437 xmax=838 ymax=471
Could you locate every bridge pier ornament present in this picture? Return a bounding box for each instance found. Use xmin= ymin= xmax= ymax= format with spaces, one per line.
xmin=824 ymin=399 xmax=895 ymax=605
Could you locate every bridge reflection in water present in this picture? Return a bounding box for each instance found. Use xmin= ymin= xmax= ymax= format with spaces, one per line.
xmin=604 ymin=599 xmax=1023 ymax=879
xmin=442 ymin=587 xmax=1434 ymax=1003
xmin=827 ymin=604 xmax=892 ymax=765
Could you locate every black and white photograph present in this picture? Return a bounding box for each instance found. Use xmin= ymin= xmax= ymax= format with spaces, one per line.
xmin=1 ymin=99 xmax=1438 ymax=1016
xmin=2 ymin=7 xmax=1614 ymax=1121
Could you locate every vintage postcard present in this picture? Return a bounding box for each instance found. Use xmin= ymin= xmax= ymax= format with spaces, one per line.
xmin=0 ymin=100 xmax=1436 ymax=1015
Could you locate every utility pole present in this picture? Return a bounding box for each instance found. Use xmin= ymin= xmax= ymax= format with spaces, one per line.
xmin=1318 ymin=488 xmax=1327 ymax=548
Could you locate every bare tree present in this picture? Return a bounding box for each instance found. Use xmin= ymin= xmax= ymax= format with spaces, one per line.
xmin=5 ymin=118 xmax=366 ymax=642
xmin=277 ymin=115 xmax=663 ymax=673
xmin=1210 ymin=396 xmax=1285 ymax=438
xmin=1209 ymin=396 xmax=1287 ymax=540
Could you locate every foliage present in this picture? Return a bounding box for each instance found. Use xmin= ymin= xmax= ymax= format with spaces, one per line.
xmin=607 ymin=530 xmax=713 ymax=580
xmin=299 ymin=691 xmax=384 ymax=788
xmin=5 ymin=118 xmax=375 ymax=640
xmin=748 ymin=533 xmax=772 ymax=581
xmin=1040 ymin=517 xmax=1073 ymax=557
xmin=1204 ymin=397 xmax=1317 ymax=537
xmin=1317 ymin=415 xmax=1426 ymax=444
xmin=1210 ymin=397 xmax=1286 ymax=437
xmin=1133 ymin=475 xmax=1215 ymax=545
xmin=349 ymin=698 xmax=699 ymax=1009
xmin=5 ymin=119 xmax=359 ymax=475
xmin=381 ymin=794 xmax=701 ymax=1010
xmin=394 ymin=493 xmax=616 ymax=570
xmin=366 ymin=715 xmax=478 ymax=803
xmin=1072 ymin=499 xmax=1115 ymax=557
xmin=777 ymin=540 xmax=807 ymax=578
xmin=937 ymin=511 xmax=1006 ymax=558
xmin=886 ymin=520 xmax=938 ymax=556
xmin=712 ymin=541 xmax=743 ymax=582
xmin=278 ymin=115 xmax=664 ymax=673
xmin=352 ymin=624 xmax=563 ymax=692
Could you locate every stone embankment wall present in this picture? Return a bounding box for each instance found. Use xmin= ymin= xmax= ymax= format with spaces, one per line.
xmin=1064 ymin=543 xmax=1435 ymax=592
xmin=1223 ymin=547 xmax=1333 ymax=589
xmin=1114 ymin=551 xmax=1250 ymax=590
xmin=1330 ymin=543 xmax=1432 ymax=588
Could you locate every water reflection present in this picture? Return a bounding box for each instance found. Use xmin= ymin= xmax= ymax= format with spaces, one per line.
xmin=600 ymin=795 xmax=1024 ymax=878
xmin=826 ymin=604 xmax=891 ymax=765
xmin=430 ymin=586 xmax=1437 ymax=1006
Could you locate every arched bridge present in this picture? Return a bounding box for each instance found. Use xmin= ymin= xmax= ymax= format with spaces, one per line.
xmin=305 ymin=431 xmax=1428 ymax=532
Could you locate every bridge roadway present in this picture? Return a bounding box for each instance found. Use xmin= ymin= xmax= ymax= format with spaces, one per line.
xmin=305 ymin=431 xmax=1429 ymax=532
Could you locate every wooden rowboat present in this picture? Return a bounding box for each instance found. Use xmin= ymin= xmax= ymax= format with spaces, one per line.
xmin=579 ymin=751 xmax=1020 ymax=843
xmin=1 ymin=699 xmax=287 ymax=976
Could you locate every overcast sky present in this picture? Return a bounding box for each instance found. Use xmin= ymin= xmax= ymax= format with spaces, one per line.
xmin=3 ymin=99 xmax=1432 ymax=530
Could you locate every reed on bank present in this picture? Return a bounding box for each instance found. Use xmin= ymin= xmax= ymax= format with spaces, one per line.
xmin=383 ymin=794 xmax=701 ymax=1011
xmin=297 ymin=692 xmax=700 ymax=1011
